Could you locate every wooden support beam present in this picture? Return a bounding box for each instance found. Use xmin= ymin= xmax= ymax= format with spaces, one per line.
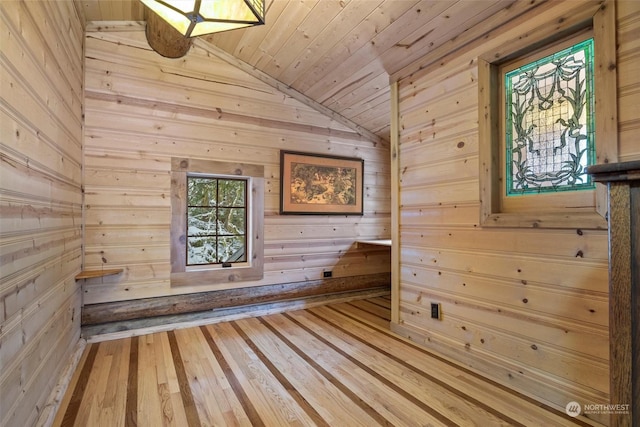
xmin=389 ymin=81 xmax=400 ymax=325
xmin=81 ymin=273 xmax=391 ymax=325
xmin=144 ymin=7 xmax=192 ymax=58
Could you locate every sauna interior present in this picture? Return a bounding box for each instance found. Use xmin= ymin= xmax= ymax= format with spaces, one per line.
xmin=1 ymin=0 xmax=639 ymax=426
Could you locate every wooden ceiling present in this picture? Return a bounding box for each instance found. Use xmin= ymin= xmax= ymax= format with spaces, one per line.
xmin=75 ymin=0 xmax=541 ymax=142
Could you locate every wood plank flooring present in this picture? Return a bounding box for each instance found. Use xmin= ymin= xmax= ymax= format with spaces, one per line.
xmin=54 ymin=296 xmax=598 ymax=426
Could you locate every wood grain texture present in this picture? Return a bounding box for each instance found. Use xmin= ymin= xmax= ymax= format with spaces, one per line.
xmin=632 ymin=183 xmax=640 ymax=427
xmin=55 ymin=296 xmax=597 ymax=426
xmin=81 ymin=28 xmax=391 ymax=307
xmin=81 ymin=288 xmax=390 ymax=340
xmin=0 ymin=2 xmax=84 ymax=427
xmin=3 ymin=3 xmax=638 ymax=427
xmin=392 ymin=1 xmax=640 ymax=423
xmin=589 ymin=160 xmax=640 ymax=426
xmin=81 ymin=273 xmax=390 ymax=325
xmin=476 ymin=0 xmax=612 ymax=230
xmin=608 ymin=183 xmax=632 ymax=427
xmin=390 ymin=81 xmax=401 ymax=325
xmin=144 ymin=7 xmax=191 ymax=58
xmin=74 ymin=0 xmax=545 ymax=142
xmin=60 ymin=343 xmax=100 ymax=427
xmin=617 ymin=1 xmax=640 ymax=162
xmin=75 ymin=269 xmax=124 ymax=280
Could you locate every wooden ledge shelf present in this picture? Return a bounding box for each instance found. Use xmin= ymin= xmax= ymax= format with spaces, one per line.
xmin=356 ymin=239 xmax=392 ymax=247
xmin=75 ymin=269 xmax=123 ymax=280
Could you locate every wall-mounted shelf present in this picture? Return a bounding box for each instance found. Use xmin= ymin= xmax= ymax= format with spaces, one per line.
xmin=356 ymin=239 xmax=392 ymax=247
xmin=75 ymin=269 xmax=123 ymax=280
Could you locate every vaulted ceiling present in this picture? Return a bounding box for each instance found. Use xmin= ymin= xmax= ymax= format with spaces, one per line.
xmin=75 ymin=0 xmax=541 ymax=142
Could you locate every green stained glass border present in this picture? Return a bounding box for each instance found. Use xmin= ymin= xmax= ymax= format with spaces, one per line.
xmin=505 ymin=38 xmax=595 ymax=196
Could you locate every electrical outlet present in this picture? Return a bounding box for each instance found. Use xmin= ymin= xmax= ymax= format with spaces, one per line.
xmin=323 ymin=271 xmax=332 ymax=278
xmin=430 ymin=303 xmax=441 ymax=320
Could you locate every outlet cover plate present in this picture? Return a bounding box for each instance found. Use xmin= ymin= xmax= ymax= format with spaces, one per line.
xmin=430 ymin=303 xmax=441 ymax=320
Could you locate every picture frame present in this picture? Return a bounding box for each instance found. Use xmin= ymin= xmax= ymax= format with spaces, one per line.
xmin=280 ymin=150 xmax=364 ymax=215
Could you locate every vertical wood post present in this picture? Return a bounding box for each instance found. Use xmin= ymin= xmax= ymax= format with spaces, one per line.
xmin=389 ymin=81 xmax=400 ymax=325
xmin=588 ymin=160 xmax=640 ymax=427
xmin=144 ymin=7 xmax=192 ymax=58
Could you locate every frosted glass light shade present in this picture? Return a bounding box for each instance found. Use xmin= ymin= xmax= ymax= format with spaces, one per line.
xmin=141 ymin=0 xmax=265 ymax=37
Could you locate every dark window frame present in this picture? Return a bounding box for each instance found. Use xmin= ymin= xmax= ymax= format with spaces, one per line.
xmin=186 ymin=175 xmax=248 ymax=266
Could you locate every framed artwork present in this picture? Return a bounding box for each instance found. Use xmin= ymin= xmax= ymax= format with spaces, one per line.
xmin=280 ymin=151 xmax=364 ymax=215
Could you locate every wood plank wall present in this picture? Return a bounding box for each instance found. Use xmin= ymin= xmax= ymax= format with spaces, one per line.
xmin=618 ymin=1 xmax=640 ymax=157
xmin=392 ymin=0 xmax=639 ymax=425
xmin=0 ymin=1 xmax=85 ymax=426
xmin=81 ymin=26 xmax=391 ymax=308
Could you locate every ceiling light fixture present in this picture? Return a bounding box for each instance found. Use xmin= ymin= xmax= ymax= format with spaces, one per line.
xmin=140 ymin=0 xmax=265 ymax=37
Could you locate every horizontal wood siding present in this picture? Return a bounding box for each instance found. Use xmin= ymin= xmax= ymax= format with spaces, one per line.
xmin=0 ymin=1 xmax=84 ymax=426
xmin=618 ymin=1 xmax=640 ymax=161
xmin=81 ymin=26 xmax=390 ymax=307
xmin=394 ymin=0 xmax=639 ymax=424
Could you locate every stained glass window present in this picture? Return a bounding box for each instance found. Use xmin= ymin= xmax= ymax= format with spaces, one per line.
xmin=505 ymin=38 xmax=595 ymax=195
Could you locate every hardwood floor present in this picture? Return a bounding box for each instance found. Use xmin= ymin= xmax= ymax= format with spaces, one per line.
xmin=54 ymin=296 xmax=597 ymax=426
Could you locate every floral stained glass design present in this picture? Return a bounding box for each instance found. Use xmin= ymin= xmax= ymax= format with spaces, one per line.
xmin=505 ymin=38 xmax=595 ymax=195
